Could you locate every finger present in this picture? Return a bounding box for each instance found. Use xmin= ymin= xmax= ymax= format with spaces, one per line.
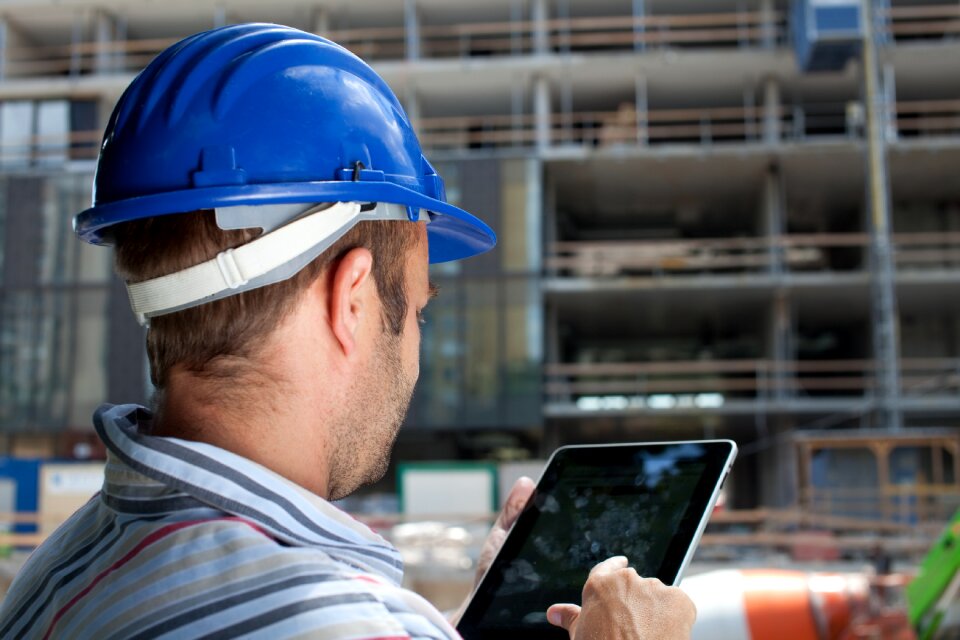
xmin=494 ymin=476 xmax=535 ymax=532
xmin=589 ymin=555 xmax=629 ymax=577
xmin=474 ymin=528 xmax=506 ymax=582
xmin=546 ymin=603 xmax=581 ymax=630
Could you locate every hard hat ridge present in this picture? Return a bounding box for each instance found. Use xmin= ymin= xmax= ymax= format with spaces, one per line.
xmin=75 ymin=23 xmax=495 ymax=267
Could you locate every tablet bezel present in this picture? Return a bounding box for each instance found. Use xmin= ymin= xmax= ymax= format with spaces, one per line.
xmin=456 ymin=439 xmax=736 ymax=639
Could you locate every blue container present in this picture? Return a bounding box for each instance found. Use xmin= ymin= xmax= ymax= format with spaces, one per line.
xmin=793 ymin=0 xmax=863 ymax=72
xmin=0 ymin=458 xmax=41 ymax=537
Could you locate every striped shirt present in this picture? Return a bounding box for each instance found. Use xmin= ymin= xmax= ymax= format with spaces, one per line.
xmin=1 ymin=404 xmax=460 ymax=639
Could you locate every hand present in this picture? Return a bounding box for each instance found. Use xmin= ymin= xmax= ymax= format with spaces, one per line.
xmin=474 ymin=476 xmax=536 ymax=587
xmin=448 ymin=476 xmax=535 ymax=625
xmin=546 ymin=556 xmax=697 ymax=640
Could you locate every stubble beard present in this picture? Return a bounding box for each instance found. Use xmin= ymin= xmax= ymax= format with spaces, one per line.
xmin=326 ymin=328 xmax=416 ymax=501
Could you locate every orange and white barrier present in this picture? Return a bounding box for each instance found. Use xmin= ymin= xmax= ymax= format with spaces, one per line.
xmin=682 ymin=569 xmax=870 ymax=640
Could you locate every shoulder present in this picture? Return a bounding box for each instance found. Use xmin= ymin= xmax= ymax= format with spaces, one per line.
xmin=3 ymin=513 xmax=457 ymax=639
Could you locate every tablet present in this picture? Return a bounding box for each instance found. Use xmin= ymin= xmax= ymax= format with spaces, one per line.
xmin=456 ymin=440 xmax=737 ymax=640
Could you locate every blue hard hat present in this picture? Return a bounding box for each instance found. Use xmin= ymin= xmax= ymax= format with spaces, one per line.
xmin=73 ymin=23 xmax=495 ymax=264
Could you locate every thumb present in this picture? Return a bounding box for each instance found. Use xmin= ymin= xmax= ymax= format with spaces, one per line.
xmin=547 ymin=603 xmax=581 ymax=632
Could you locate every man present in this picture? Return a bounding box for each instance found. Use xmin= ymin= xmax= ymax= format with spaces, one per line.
xmin=0 ymin=24 xmax=696 ymax=638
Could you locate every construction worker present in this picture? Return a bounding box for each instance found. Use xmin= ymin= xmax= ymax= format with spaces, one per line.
xmin=0 ymin=24 xmax=696 ymax=639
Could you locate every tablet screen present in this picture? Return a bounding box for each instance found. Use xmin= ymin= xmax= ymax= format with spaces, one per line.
xmin=456 ymin=441 xmax=733 ymax=640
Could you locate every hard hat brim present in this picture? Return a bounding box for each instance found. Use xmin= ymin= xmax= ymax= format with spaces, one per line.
xmin=75 ymin=181 xmax=497 ymax=264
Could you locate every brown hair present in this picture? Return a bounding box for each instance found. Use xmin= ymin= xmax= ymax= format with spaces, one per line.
xmin=113 ymin=210 xmax=420 ymax=391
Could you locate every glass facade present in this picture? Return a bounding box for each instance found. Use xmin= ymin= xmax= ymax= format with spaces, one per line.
xmin=0 ymin=172 xmax=115 ymax=433
xmin=0 ymin=159 xmax=545 ymax=434
xmin=407 ymin=158 xmax=543 ymax=430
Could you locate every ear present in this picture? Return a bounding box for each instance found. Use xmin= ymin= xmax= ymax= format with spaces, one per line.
xmin=328 ymin=247 xmax=374 ymax=357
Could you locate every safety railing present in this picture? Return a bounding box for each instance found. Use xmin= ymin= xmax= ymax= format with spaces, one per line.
xmin=0 ymin=98 xmax=955 ymax=165
xmin=546 ymin=232 xmax=960 ymax=278
xmin=0 ymin=130 xmax=101 ymax=165
xmin=418 ymin=99 xmax=957 ymax=150
xmin=884 ymin=3 xmax=960 ymax=41
xmin=0 ymin=9 xmax=786 ymax=79
xmin=547 ymin=234 xmax=856 ymax=276
xmin=1 ymin=37 xmax=174 ymax=78
xmin=803 ymin=485 xmax=960 ymax=526
xmin=234 ymin=10 xmax=787 ymax=62
xmin=896 ymin=99 xmax=960 ymax=138
xmin=1 ymin=506 xmax=944 ymax=564
xmin=0 ymin=3 xmax=957 ymax=80
xmin=544 ymin=358 xmax=960 ymax=405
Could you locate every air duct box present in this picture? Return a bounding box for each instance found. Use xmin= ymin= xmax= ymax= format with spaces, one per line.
xmin=792 ymin=0 xmax=863 ymax=72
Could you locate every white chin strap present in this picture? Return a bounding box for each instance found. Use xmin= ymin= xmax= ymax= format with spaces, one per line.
xmin=126 ymin=201 xmax=428 ymax=326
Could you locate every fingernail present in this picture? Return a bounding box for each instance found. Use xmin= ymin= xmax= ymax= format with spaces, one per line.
xmin=547 ymin=610 xmax=560 ymax=625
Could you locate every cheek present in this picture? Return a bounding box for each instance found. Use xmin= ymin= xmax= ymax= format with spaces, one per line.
xmin=404 ymin=314 xmax=422 ymax=374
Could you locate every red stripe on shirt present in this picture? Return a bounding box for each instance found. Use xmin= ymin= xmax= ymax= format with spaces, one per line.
xmin=42 ymin=517 xmax=268 ymax=640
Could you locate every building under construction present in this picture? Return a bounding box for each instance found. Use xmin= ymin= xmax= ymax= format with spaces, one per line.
xmin=0 ymin=0 xmax=959 ymax=518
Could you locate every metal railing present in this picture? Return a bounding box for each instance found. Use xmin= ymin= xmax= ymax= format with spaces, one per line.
xmin=332 ymin=10 xmax=787 ymax=60
xmin=544 ymin=358 xmax=960 ymax=403
xmin=885 ymin=4 xmax=960 ymax=41
xmin=803 ymin=484 xmax=960 ymax=525
xmin=546 ymin=232 xmax=960 ymax=278
xmin=0 ymin=9 xmax=787 ymax=78
xmin=2 ymin=505 xmax=947 ymax=556
xmin=418 ymin=99 xmax=959 ymax=150
xmin=4 ymin=98 xmax=955 ymax=165
xmin=0 ymin=3 xmax=955 ymax=79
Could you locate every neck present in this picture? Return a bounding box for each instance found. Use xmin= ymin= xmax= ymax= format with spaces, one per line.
xmin=152 ymin=335 xmax=344 ymax=499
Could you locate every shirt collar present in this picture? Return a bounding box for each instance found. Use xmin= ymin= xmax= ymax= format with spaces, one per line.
xmin=94 ymin=403 xmax=404 ymax=585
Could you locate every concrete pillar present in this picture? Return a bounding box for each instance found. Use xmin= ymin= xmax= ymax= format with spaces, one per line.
xmin=763 ymin=164 xmax=785 ymax=275
xmin=511 ymin=77 xmax=524 ymax=147
xmin=883 ymin=63 xmax=898 ymax=142
xmin=404 ymin=87 xmax=420 ymax=127
xmin=312 ymin=7 xmax=330 ymax=36
xmin=632 ymin=0 xmax=646 ymax=52
xmin=763 ymin=76 xmax=781 ymax=145
xmin=213 ymin=4 xmax=227 ymax=28
xmin=0 ymin=16 xmax=37 ymax=79
xmin=69 ymin=11 xmax=89 ymax=77
xmin=525 ymin=157 xmax=544 ymax=273
xmin=94 ymin=10 xmax=123 ymax=74
xmin=635 ymin=73 xmax=648 ymax=145
xmin=560 ymin=75 xmax=573 ymax=142
xmin=534 ymin=74 xmax=551 ymax=152
xmin=770 ymin=291 xmax=793 ymax=400
xmin=556 ymin=0 xmax=571 ymax=54
xmin=862 ymin=0 xmax=902 ymax=430
xmin=743 ymin=86 xmax=757 ymax=141
xmin=510 ymin=0 xmax=523 ymax=55
xmin=760 ymin=0 xmax=776 ymax=49
xmin=759 ymin=423 xmax=799 ymax=507
xmin=532 ymin=0 xmax=549 ymax=55
xmin=0 ymin=19 xmax=8 ymax=81
xmin=404 ymin=0 xmax=420 ymax=60
xmin=762 ymin=164 xmax=789 ymax=400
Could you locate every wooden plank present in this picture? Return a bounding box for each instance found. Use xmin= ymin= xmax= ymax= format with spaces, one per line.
xmin=896 ymin=118 xmax=960 ymax=133
xmin=887 ymin=5 xmax=960 ymax=20
xmin=890 ymin=21 xmax=960 ymax=36
xmin=698 ymin=532 xmax=933 ymax=552
xmin=553 ymin=26 xmax=766 ymax=48
xmin=545 ymin=359 xmax=763 ymax=376
xmin=896 ymin=99 xmax=960 ymax=114
xmin=548 ymin=11 xmax=775 ymax=31
xmin=0 ymin=533 xmax=46 ymax=547
xmin=0 ymin=513 xmax=42 ymax=525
